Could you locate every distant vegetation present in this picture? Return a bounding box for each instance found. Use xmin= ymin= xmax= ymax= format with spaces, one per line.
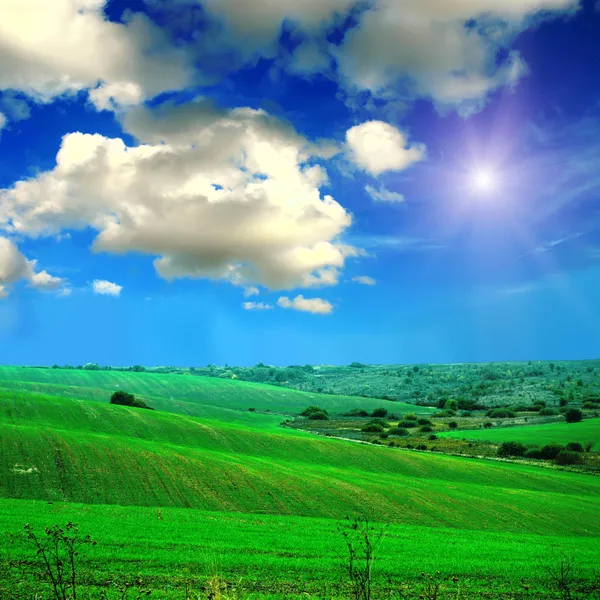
xmin=109 ymin=390 xmax=153 ymax=410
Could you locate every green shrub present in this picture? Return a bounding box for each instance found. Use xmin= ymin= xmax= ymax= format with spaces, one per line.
xmin=497 ymin=441 xmax=527 ymax=457
xmin=308 ymin=410 xmax=329 ymax=420
xmin=428 ymin=434 xmax=437 ymax=441
xmin=417 ymin=444 xmax=427 ymax=451
xmin=371 ymin=408 xmax=388 ymax=418
xmin=362 ymin=423 xmax=384 ymax=433
xmin=488 ymin=408 xmax=515 ymax=419
xmin=540 ymin=442 xmax=564 ymax=460
xmin=404 ymin=413 xmax=418 ymax=421
xmin=342 ymin=408 xmax=369 ymax=417
xmin=397 ymin=420 xmax=417 ymax=428
xmin=566 ymin=442 xmax=584 ymax=452
xmin=417 ymin=418 xmax=432 ymax=426
xmin=389 ymin=427 xmax=409 ymax=436
xmin=110 ymin=391 xmax=153 ymax=410
xmin=565 ymin=408 xmax=583 ymax=423
xmin=555 ymin=450 xmax=582 ymax=465
xmin=524 ymin=448 xmax=543 ymax=459
xmin=300 ymin=406 xmax=329 ymax=418
xmin=483 ymin=422 xmax=493 ymax=429
xmin=448 ymin=421 xmax=458 ymax=429
xmin=379 ymin=432 xmax=389 ymax=439
xmin=420 ymin=425 xmax=433 ymax=433
xmin=539 ymin=408 xmax=557 ymax=416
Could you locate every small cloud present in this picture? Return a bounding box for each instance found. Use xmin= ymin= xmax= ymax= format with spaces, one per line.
xmin=92 ymin=279 xmax=122 ymax=297
xmin=365 ymin=184 xmax=404 ymax=203
xmin=0 ymin=113 xmax=6 ymax=133
xmin=346 ymin=121 xmax=426 ymax=176
xmin=243 ymin=286 xmax=260 ymax=298
xmin=352 ymin=276 xmax=376 ymax=286
xmin=242 ymin=301 xmax=273 ymax=311
xmin=277 ymin=295 xmax=333 ymax=315
xmin=58 ymin=288 xmax=72 ymax=297
xmin=29 ymin=269 xmax=65 ymax=291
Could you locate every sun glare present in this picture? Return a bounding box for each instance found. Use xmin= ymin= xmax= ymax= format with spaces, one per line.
xmin=472 ymin=170 xmax=496 ymax=193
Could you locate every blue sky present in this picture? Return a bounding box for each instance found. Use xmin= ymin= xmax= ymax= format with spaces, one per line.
xmin=1 ymin=0 xmax=600 ymax=366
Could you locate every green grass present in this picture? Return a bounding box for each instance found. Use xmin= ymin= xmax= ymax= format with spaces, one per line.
xmin=439 ymin=418 xmax=600 ymax=449
xmin=2 ymin=391 xmax=599 ymax=536
xmin=0 ymin=367 xmax=429 ymax=420
xmin=2 ymin=499 xmax=599 ymax=599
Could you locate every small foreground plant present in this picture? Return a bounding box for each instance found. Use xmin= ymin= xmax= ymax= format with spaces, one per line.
xmin=10 ymin=522 xmax=96 ymax=600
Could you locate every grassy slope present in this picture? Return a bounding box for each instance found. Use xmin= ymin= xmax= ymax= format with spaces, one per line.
xmin=439 ymin=419 xmax=600 ymax=449
xmin=2 ymin=392 xmax=599 ymax=536
xmin=0 ymin=367 xmax=430 ymax=418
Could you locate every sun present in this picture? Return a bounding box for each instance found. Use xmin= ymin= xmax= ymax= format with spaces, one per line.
xmin=471 ymin=170 xmax=496 ymax=193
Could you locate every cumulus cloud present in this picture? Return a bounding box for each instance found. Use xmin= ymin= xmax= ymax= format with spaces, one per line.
xmin=92 ymin=279 xmax=122 ymax=296
xmin=364 ymin=184 xmax=405 ymax=203
xmin=346 ymin=121 xmax=426 ymax=176
xmin=0 ymin=103 xmax=357 ymax=291
xmin=335 ymin=0 xmax=579 ymax=112
xmin=0 ymin=237 xmax=65 ymax=296
xmin=243 ymin=286 xmax=260 ymax=298
xmin=352 ymin=275 xmax=376 ymax=286
xmin=0 ymin=0 xmax=191 ymax=112
xmin=277 ymin=294 xmax=333 ymax=314
xmin=242 ymin=301 xmax=273 ymax=311
xmin=0 ymin=112 xmax=5 ymax=133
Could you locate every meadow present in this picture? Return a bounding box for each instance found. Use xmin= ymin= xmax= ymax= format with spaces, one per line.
xmin=1 ymin=365 xmax=600 ymax=598
xmin=439 ymin=419 xmax=600 ymax=449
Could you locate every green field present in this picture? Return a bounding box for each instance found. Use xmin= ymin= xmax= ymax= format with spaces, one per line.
xmin=1 ymin=369 xmax=600 ymax=598
xmin=439 ymin=419 xmax=600 ymax=449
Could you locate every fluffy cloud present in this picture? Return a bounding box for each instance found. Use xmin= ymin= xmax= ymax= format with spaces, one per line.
xmin=347 ymin=121 xmax=426 ymax=176
xmin=336 ymin=0 xmax=578 ymax=112
xmin=0 ymin=112 xmax=5 ymax=133
xmin=0 ymin=0 xmax=191 ymax=112
xmin=352 ymin=275 xmax=376 ymax=286
xmin=0 ymin=103 xmax=357 ymax=291
xmin=0 ymin=237 xmax=64 ymax=296
xmin=364 ymin=184 xmax=405 ymax=203
xmin=242 ymin=301 xmax=273 ymax=311
xmin=92 ymin=279 xmax=122 ymax=296
xmin=243 ymin=286 xmax=260 ymax=298
xmin=277 ymin=294 xmax=333 ymax=314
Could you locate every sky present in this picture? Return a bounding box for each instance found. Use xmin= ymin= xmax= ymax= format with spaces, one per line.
xmin=1 ymin=0 xmax=600 ymax=367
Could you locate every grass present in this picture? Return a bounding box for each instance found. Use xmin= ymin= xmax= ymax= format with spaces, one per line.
xmin=439 ymin=418 xmax=600 ymax=449
xmin=0 ymin=367 xmax=429 ymax=420
xmin=2 ymin=499 xmax=599 ymax=599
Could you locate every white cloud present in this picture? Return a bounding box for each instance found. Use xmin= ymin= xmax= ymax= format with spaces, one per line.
xmin=243 ymin=286 xmax=260 ymax=298
xmin=242 ymin=301 xmax=273 ymax=311
xmin=0 ymin=103 xmax=357 ymax=291
xmin=0 ymin=112 xmax=6 ymax=133
xmin=0 ymin=92 xmax=31 ymax=121
xmin=335 ymin=0 xmax=578 ymax=112
xmin=0 ymin=237 xmax=65 ymax=296
xmin=92 ymin=279 xmax=122 ymax=296
xmin=365 ymin=184 xmax=405 ymax=203
xmin=352 ymin=275 xmax=376 ymax=286
xmin=0 ymin=0 xmax=191 ymax=112
xmin=346 ymin=121 xmax=426 ymax=176
xmin=277 ymin=294 xmax=333 ymax=315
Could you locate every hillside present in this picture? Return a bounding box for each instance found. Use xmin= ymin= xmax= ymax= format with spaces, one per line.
xmin=0 ymin=367 xmax=428 ymax=421
xmin=2 ymin=391 xmax=599 ymax=536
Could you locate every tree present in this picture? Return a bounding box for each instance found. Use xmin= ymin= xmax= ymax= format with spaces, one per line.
xmin=109 ymin=391 xmax=153 ymax=410
xmin=565 ymin=408 xmax=583 ymax=423
xmin=497 ymin=441 xmax=527 ymax=457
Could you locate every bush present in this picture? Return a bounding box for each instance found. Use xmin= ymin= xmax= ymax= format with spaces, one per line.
xmin=403 ymin=413 xmax=418 ymax=421
xmin=248 ymin=407 xmax=256 ymax=412
xmin=417 ymin=444 xmax=427 ymax=451
xmin=362 ymin=423 xmax=384 ymax=433
xmin=524 ymin=448 xmax=543 ymax=459
xmin=539 ymin=408 xmax=558 ymax=416
xmin=565 ymin=408 xmax=583 ymax=423
xmin=389 ymin=427 xmax=409 ymax=436
xmin=300 ymin=406 xmax=329 ymax=418
xmin=448 ymin=421 xmax=458 ymax=429
xmin=420 ymin=425 xmax=433 ymax=433
xmin=436 ymin=410 xmax=456 ymax=417
xmin=371 ymin=408 xmax=388 ymax=418
xmin=488 ymin=408 xmax=515 ymax=419
xmin=308 ymin=410 xmax=329 ymax=420
xmin=540 ymin=442 xmax=564 ymax=460
xmin=555 ymin=450 xmax=582 ymax=465
xmin=397 ymin=420 xmax=417 ymax=428
xmin=342 ymin=408 xmax=370 ymax=417
xmin=109 ymin=391 xmax=153 ymax=410
xmin=379 ymin=432 xmax=389 ymax=439
xmin=428 ymin=434 xmax=437 ymax=441
xmin=566 ymin=442 xmax=584 ymax=452
xmin=483 ymin=422 xmax=493 ymax=429
xmin=497 ymin=441 xmax=528 ymax=457
xmin=417 ymin=418 xmax=432 ymax=426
